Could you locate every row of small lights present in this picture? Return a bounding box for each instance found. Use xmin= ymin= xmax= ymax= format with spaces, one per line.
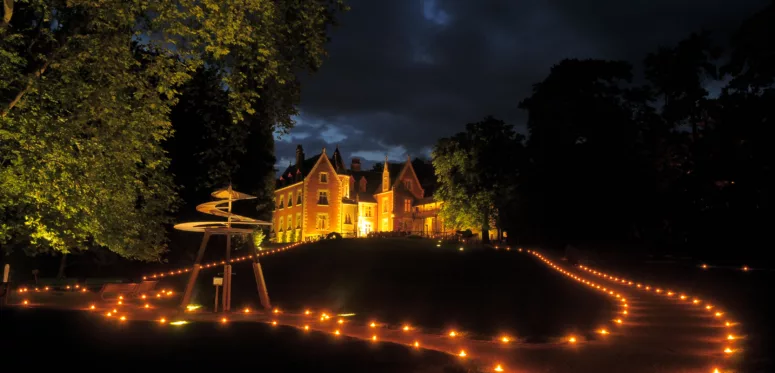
xmin=700 ymin=263 xmax=752 ymax=272
xmin=526 ymin=250 xmax=629 ymax=343
xmin=17 ymin=242 xmax=635 ymax=373
xmin=142 ymin=242 xmax=303 ymax=280
xmin=190 ymin=307 xmax=507 ymax=372
xmin=577 ymin=264 xmax=741 ymax=373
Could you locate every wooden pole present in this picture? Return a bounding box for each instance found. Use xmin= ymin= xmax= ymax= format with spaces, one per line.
xmin=253 ymin=261 xmax=271 ymax=310
xmin=223 ymin=186 xmax=233 ymax=312
xmin=179 ymin=232 xmax=210 ymax=313
xmin=214 ymin=284 xmax=219 ymax=313
xmin=248 ymin=239 xmax=271 ymax=310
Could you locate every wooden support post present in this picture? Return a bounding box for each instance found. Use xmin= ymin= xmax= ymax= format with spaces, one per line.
xmin=223 ymin=232 xmax=232 ymax=312
xmin=214 ymin=284 xmax=219 ymax=313
xmin=253 ymin=261 xmax=271 ymax=310
xmin=179 ymin=232 xmax=210 ymax=313
xmin=248 ymin=238 xmax=271 ymax=310
xmin=223 ymin=264 xmax=232 ymax=312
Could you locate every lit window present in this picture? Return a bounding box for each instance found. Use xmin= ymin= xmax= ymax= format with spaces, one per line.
xmin=278 ymin=217 xmax=284 ymax=232
xmin=288 ymin=193 xmax=293 ymax=207
xmin=345 ymin=213 xmax=352 ymax=225
xmin=296 ymin=213 xmax=301 ymax=229
xmin=287 ymin=216 xmax=292 ymax=230
xmin=318 ymin=191 xmax=328 ymax=205
xmin=382 ymin=198 xmax=388 ymax=213
xmin=316 ymin=214 xmax=328 ymax=230
xmin=366 ymin=206 xmax=372 ymax=217
xmin=297 ymin=191 xmax=302 ymax=205
xmin=405 ymin=181 xmax=411 ymax=190
xmin=404 ymin=199 xmax=411 ymax=212
xmin=320 ymin=173 xmax=328 ymax=183
xmin=278 ymin=197 xmax=284 ymax=209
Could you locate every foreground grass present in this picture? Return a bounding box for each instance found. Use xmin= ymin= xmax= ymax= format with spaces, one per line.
xmin=190 ymin=238 xmax=615 ymax=342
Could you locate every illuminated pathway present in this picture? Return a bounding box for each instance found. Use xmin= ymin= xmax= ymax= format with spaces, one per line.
xmin=12 ymin=246 xmax=742 ymax=373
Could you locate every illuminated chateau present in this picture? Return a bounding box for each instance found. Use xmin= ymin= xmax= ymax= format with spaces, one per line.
xmin=271 ymin=145 xmax=452 ymax=242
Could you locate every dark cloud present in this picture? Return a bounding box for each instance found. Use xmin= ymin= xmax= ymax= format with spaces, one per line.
xmin=276 ymin=0 xmax=768 ymax=172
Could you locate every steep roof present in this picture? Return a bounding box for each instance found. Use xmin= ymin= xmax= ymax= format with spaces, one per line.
xmin=347 ymin=170 xmax=383 ymax=194
xmin=276 ymin=153 xmax=326 ymax=188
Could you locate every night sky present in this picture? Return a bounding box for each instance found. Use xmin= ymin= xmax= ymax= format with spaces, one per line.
xmin=274 ymin=0 xmax=768 ymax=172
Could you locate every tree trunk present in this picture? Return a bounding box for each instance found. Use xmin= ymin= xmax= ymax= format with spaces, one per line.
xmin=57 ymin=253 xmax=67 ymax=279
xmin=481 ymin=209 xmax=490 ymax=245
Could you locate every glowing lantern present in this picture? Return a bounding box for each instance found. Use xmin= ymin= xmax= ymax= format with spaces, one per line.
xmin=458 ymin=350 xmax=467 ymax=357
xmin=742 ymin=266 xmax=748 ymax=271
xmin=494 ymin=365 xmax=504 ymax=372
xmin=623 ymin=310 xmax=628 ymax=315
xmin=221 ymin=317 xmax=228 ymax=323
xmin=81 ymin=288 xmax=87 ymax=293
xmin=568 ymin=336 xmax=577 ymax=343
xmin=304 ymin=325 xmax=310 ymax=331
xmin=118 ymin=300 xmax=123 ymax=305
xmin=403 ymin=325 xmax=410 ymax=332
xmin=157 ymin=294 xmax=161 ymax=298
xmin=272 ymin=321 xmax=277 ymax=326
xmin=44 ymin=286 xmax=49 ymax=291
xmin=273 ymin=308 xmax=280 ymax=314
xmin=449 ymin=331 xmax=457 ymax=337
xmin=144 ymin=304 xmax=150 ymax=309
xmin=599 ymin=329 xmax=608 ymax=335
xmin=337 ymin=319 xmax=344 ymax=324
xmin=244 ymin=308 xmax=250 ymax=313
xmin=615 ymin=319 xmax=623 ymax=324
xmin=112 ymin=309 xmax=117 ymax=313
xmin=413 ymin=341 xmax=420 ymax=348
xmin=702 ymin=264 xmax=708 ymax=269
xmin=304 ymin=310 xmax=311 ymax=315
xmin=371 ymin=335 xmax=377 ymax=341
xmin=706 ymin=305 xmax=713 ymax=310
xmin=727 ymin=334 xmax=734 ymax=340
xmin=724 ymin=347 xmax=733 ymax=354
xmin=119 ymin=295 xmax=123 ymax=300
xmin=693 ymin=299 xmax=700 ymax=304
xmin=725 ymin=322 xmax=732 ymax=327
xmin=90 ymin=304 xmax=95 ymax=310
xmin=370 ymin=322 xmax=376 ymax=328
xmin=334 ymin=330 xmax=340 ymax=336
xmin=120 ymin=316 xmax=126 ymax=321
xmin=501 ymin=336 xmax=510 ymax=343
xmin=106 ymin=312 xmax=112 ymax=317
xmin=459 ymin=247 xmax=464 ymax=251
xmin=715 ymin=312 xmax=723 ymax=318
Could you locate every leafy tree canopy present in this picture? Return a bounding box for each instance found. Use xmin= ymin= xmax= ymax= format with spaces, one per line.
xmin=0 ymin=0 xmax=346 ymax=260
xmin=432 ymin=116 xmax=524 ymax=243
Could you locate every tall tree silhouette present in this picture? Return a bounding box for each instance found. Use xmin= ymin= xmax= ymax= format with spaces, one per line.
xmin=432 ymin=116 xmax=524 ymax=243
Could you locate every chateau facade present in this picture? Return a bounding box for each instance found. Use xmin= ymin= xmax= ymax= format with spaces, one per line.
xmin=271 ymin=145 xmax=453 ymax=242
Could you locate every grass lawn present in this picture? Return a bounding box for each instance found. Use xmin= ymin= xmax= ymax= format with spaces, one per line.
xmin=0 ymin=308 xmax=468 ymax=373
xmin=171 ymin=238 xmax=613 ymax=342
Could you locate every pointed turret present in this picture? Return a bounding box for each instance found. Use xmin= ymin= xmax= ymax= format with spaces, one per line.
xmin=332 ymin=144 xmax=346 ymax=173
xmin=382 ymin=155 xmax=390 ymax=192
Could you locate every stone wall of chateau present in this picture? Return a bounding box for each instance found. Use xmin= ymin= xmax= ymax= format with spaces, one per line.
xmin=302 ymin=154 xmax=342 ymax=240
xmin=273 ymin=181 xmax=303 ymax=243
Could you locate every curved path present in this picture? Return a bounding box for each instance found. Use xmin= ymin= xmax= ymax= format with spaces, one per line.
xmin=10 ymin=247 xmax=741 ymax=373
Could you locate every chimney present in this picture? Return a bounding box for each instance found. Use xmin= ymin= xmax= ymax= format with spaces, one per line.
xmin=351 ymin=158 xmax=361 ymax=171
xmin=295 ymin=145 xmax=305 ymax=170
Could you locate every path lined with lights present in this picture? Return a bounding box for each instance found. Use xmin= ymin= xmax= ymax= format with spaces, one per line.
xmin=142 ymin=242 xmax=302 ymax=280
xmin=12 ymin=245 xmax=743 ymax=373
